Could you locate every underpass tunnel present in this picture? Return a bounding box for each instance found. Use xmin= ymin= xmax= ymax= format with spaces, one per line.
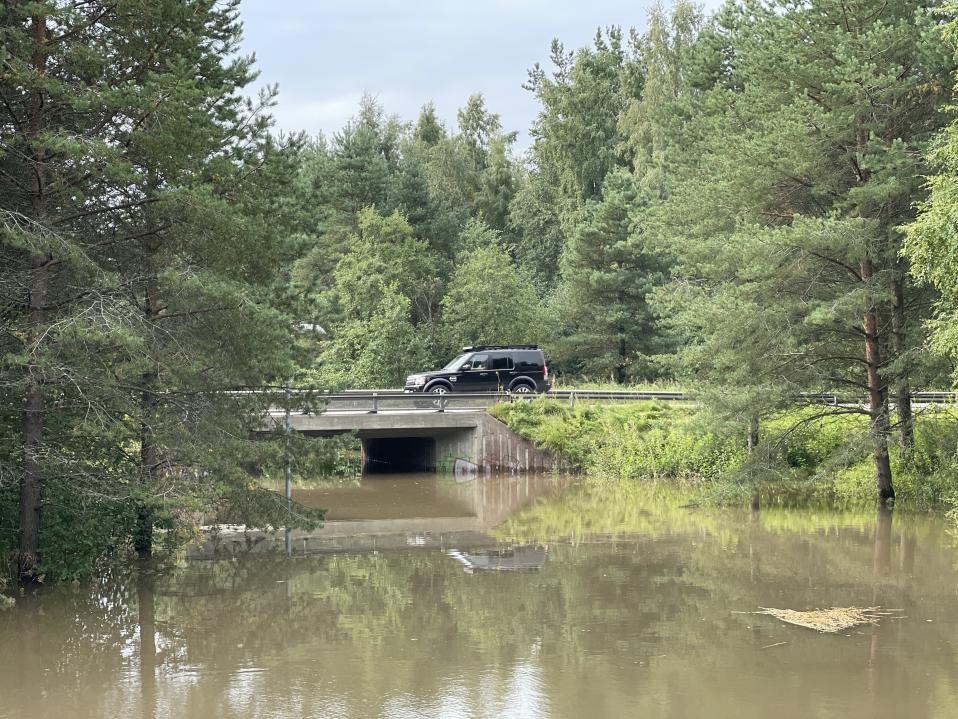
xmin=362 ymin=436 xmax=437 ymax=474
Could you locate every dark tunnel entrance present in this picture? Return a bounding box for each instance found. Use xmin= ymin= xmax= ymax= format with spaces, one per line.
xmin=363 ymin=437 xmax=437 ymax=474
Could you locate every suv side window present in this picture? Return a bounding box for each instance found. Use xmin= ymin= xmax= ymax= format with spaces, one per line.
xmin=490 ymin=354 xmax=514 ymax=370
xmin=515 ymin=351 xmax=542 ymax=370
xmin=469 ymin=354 xmax=490 ymax=370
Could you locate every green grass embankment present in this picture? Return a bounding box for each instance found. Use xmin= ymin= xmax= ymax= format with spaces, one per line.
xmin=490 ymin=398 xmax=958 ymax=509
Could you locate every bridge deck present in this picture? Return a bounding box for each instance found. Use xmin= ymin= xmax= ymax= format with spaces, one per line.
xmin=277 ymin=409 xmax=481 ymax=436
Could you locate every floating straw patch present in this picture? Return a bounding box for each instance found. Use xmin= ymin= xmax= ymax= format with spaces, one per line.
xmin=754 ymin=607 xmax=898 ymax=633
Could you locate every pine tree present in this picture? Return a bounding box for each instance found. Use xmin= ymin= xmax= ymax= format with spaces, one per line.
xmin=1 ymin=0 xmax=302 ymax=576
xmin=659 ymin=0 xmax=954 ymax=501
xmin=525 ymin=28 xmax=639 ymax=202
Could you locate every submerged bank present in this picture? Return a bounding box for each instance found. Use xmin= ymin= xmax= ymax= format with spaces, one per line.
xmin=490 ymin=399 xmax=958 ymax=510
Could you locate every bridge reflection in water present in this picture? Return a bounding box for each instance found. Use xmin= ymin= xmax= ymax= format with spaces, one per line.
xmin=191 ymin=472 xmax=572 ymax=561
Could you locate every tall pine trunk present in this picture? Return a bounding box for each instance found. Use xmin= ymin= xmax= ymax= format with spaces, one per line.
xmin=136 ymin=269 xmax=160 ymax=555
xmin=746 ymin=415 xmax=760 ymax=455
xmin=860 ymin=256 xmax=894 ymax=504
xmin=614 ymin=327 xmax=626 ymax=384
xmin=890 ymin=272 xmax=914 ymax=453
xmin=18 ymin=11 xmax=49 ymax=580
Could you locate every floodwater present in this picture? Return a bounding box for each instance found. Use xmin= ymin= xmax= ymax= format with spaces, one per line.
xmin=3 ymin=474 xmax=958 ymax=719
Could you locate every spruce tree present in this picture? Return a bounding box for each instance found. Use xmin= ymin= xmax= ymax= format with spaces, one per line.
xmin=553 ymin=171 xmax=670 ymax=382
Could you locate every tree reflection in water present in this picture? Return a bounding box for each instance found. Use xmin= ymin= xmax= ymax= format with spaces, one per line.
xmin=1 ymin=482 xmax=957 ymax=719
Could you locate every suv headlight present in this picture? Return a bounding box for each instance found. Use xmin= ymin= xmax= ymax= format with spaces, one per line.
xmin=408 ymin=375 xmax=426 ymax=386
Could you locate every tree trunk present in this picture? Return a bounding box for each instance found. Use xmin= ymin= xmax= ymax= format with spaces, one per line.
xmin=615 ymin=329 xmax=626 ymax=384
xmin=20 ymin=331 xmax=44 ymax=579
xmin=18 ymin=11 xmax=49 ymax=580
xmin=890 ymin=273 xmax=914 ymax=453
xmin=136 ymin=273 xmax=160 ymax=556
xmin=746 ymin=415 xmax=759 ymax=455
xmin=861 ymin=256 xmax=894 ymax=504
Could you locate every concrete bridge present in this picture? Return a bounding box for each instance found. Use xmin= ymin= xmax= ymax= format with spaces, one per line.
xmin=265 ymin=392 xmax=566 ymax=474
xmin=260 ymin=388 xmax=956 ymax=475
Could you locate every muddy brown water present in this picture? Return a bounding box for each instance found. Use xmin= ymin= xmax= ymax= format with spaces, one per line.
xmin=2 ymin=474 xmax=958 ymax=719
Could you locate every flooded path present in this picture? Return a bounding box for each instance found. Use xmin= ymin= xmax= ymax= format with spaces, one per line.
xmin=3 ymin=475 xmax=958 ymax=718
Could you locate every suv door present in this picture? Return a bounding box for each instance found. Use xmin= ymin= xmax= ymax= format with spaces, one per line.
xmin=456 ymin=353 xmax=492 ymax=391
xmin=488 ymin=352 xmax=516 ymax=390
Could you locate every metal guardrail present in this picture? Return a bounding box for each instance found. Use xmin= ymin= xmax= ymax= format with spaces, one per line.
xmin=264 ymin=389 xmax=692 ymax=415
xmin=253 ymin=388 xmax=955 ymax=416
xmin=912 ymin=391 xmax=957 ymax=403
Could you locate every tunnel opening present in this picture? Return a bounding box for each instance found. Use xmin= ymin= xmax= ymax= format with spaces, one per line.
xmin=363 ymin=437 xmax=437 ymax=474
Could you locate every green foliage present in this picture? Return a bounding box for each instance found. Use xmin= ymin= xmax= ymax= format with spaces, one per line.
xmin=37 ymin=479 xmax=137 ymax=582
xmin=314 ymin=208 xmax=441 ymax=386
xmin=649 ymin=0 xmax=955 ymax=496
xmin=526 ymin=28 xmax=638 ymax=202
xmin=904 ymin=12 xmax=958 ymax=376
xmin=333 ymin=208 xmax=439 ymax=323
xmin=441 ymin=231 xmax=547 ymax=353
xmin=318 ymin=285 xmax=425 ymax=389
xmin=507 ymin=166 xmax=567 ymax=288
xmin=592 ymin=415 xmax=746 ymax=481
xmin=491 ymin=399 xmax=736 ymax=476
xmin=0 ymin=0 xmax=315 ymax=580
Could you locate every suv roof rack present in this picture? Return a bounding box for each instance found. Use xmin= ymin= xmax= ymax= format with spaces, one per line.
xmin=462 ymin=344 xmax=540 ymax=352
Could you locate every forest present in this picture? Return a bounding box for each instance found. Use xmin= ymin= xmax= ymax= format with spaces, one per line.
xmin=3 ymin=0 xmax=958 ymax=582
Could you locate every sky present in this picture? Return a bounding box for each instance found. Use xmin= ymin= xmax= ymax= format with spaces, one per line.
xmin=237 ymin=0 xmax=670 ymax=150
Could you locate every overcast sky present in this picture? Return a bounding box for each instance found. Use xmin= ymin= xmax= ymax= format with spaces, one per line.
xmin=238 ymin=0 xmax=681 ymax=149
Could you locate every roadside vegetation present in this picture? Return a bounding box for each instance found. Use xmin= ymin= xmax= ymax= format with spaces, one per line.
xmin=491 ymin=399 xmax=958 ymax=511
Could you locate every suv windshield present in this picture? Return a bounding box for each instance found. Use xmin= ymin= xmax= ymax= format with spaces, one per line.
xmin=441 ymin=353 xmax=470 ymax=371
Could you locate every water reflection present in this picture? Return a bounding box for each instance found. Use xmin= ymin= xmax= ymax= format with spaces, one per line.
xmin=3 ymin=483 xmax=958 ymax=719
xmin=195 ymin=472 xmax=570 ymax=559
xmin=447 ymin=545 xmax=548 ymax=573
xmin=137 ymin=565 xmax=157 ymax=719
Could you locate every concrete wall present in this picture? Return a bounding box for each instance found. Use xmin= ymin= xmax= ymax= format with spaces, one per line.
xmin=436 ymin=414 xmax=557 ymax=474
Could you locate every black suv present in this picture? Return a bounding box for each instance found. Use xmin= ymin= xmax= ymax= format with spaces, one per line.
xmin=404 ymin=345 xmax=550 ymax=395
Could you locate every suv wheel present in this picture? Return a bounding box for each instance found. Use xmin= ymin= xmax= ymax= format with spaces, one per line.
xmin=430 ymin=385 xmax=449 ymax=394
xmin=511 ymin=383 xmax=534 ymax=395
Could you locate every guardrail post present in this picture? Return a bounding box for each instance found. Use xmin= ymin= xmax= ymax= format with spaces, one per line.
xmin=372 ymin=392 xmax=378 ymax=414
xmin=569 ymin=391 xmax=576 ymax=409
